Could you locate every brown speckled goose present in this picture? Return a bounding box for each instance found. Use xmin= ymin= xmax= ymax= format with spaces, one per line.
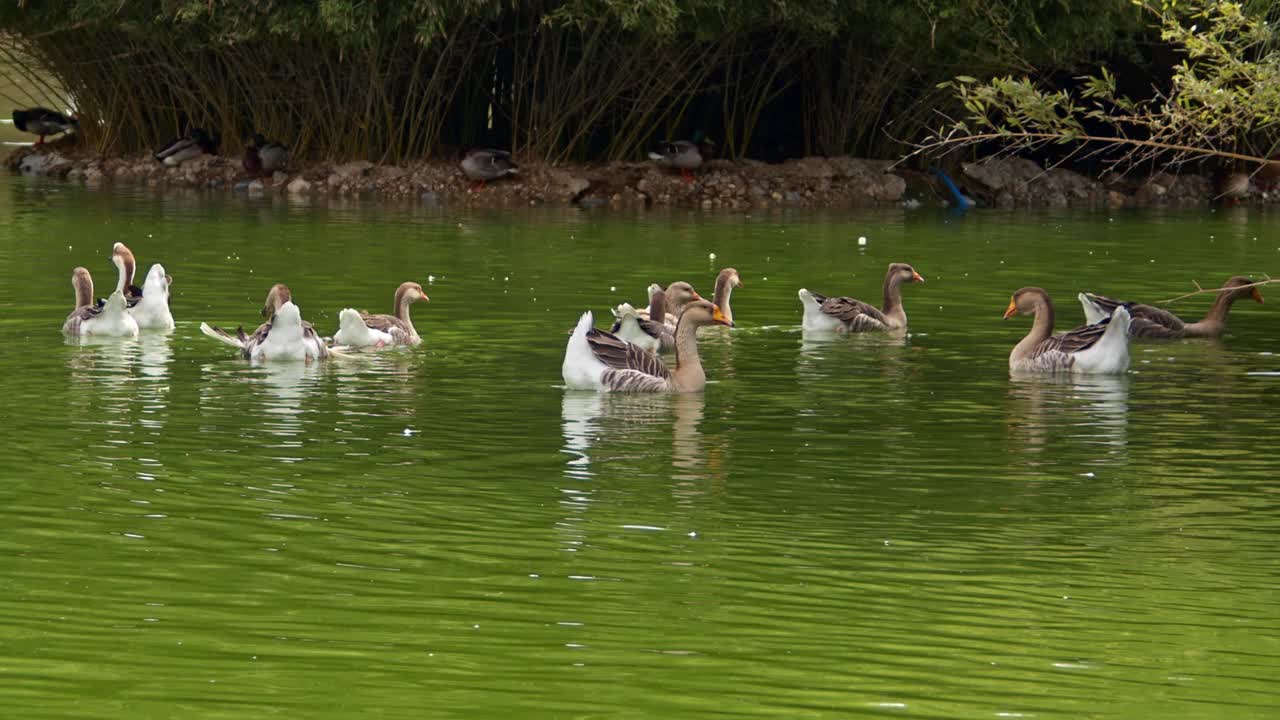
xmin=1006 ymin=287 xmax=1130 ymax=374
xmin=563 ymin=300 xmax=732 ymax=392
xmin=334 ymin=281 xmax=429 ymax=347
xmin=798 ymin=263 xmax=924 ymax=332
xmin=1079 ymin=276 xmax=1263 ymax=338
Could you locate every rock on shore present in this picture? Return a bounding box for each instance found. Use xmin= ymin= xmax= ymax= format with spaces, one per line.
xmin=5 ymin=144 xmax=1236 ymax=209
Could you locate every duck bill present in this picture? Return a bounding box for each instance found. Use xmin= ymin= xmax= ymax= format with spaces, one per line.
xmin=1251 ymin=287 xmax=1265 ymax=304
xmin=691 ymin=291 xmax=705 ymax=302
xmin=1002 ymin=298 xmax=1018 ymax=319
xmin=912 ymin=271 xmax=925 ymax=283
xmin=712 ymin=305 xmax=733 ymax=327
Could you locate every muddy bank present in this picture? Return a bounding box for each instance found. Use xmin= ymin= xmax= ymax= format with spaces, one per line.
xmin=5 ymin=144 xmax=1233 ymax=209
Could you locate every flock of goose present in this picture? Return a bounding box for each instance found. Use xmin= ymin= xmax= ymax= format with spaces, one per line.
xmin=61 ymin=245 xmax=1264 ymax=391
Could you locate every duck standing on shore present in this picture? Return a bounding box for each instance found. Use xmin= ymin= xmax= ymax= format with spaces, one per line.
xmin=648 ymin=133 xmax=716 ymax=183
xmin=460 ymin=148 xmax=518 ymax=191
xmin=12 ymin=107 xmax=77 ymax=145
xmin=155 ymin=128 xmax=216 ymax=167
xmin=243 ymin=133 xmax=288 ymax=176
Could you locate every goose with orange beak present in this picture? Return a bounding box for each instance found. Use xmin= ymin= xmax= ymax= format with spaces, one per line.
xmin=563 ymin=300 xmax=732 ymax=392
xmin=1006 ymin=287 xmax=1130 ymax=374
xmin=798 ymin=262 xmax=924 ymax=333
xmin=1078 ymin=275 xmax=1264 ymax=338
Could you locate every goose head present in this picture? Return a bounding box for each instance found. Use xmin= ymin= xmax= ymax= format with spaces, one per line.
xmin=887 ymin=262 xmax=925 ymax=286
xmin=681 ymin=299 xmax=733 ymax=328
xmin=261 ymin=283 xmax=293 ymax=318
xmin=718 ymin=267 xmax=744 ymax=289
xmin=1004 ymin=287 xmax=1049 ymax=319
xmin=1224 ymin=275 xmax=1265 ymax=304
xmin=395 ymin=281 xmax=429 ymax=306
xmin=665 ymin=281 xmax=703 ymax=312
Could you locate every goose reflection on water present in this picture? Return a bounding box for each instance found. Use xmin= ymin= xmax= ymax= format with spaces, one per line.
xmin=1008 ymin=372 xmax=1130 ymax=461
xmin=559 ymin=391 xmax=721 ymax=482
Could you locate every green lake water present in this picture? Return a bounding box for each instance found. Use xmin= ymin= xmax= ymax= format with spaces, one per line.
xmin=0 ymin=177 xmax=1277 ymax=718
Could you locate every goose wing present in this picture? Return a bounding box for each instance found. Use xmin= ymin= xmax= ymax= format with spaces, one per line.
xmin=63 ymin=304 xmax=102 ymax=334
xmin=815 ymin=293 xmax=890 ymax=331
xmin=1034 ymin=318 xmax=1110 ymax=357
xmin=360 ymin=312 xmax=413 ymax=341
xmin=585 ymin=327 xmax=670 ymax=377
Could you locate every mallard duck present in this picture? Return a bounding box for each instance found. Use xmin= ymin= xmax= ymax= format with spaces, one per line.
xmin=1005 ymin=287 xmax=1130 ymax=374
xmin=712 ymin=267 xmax=743 ymax=325
xmin=459 ymin=148 xmax=518 ymax=191
xmin=200 ymin=284 xmax=328 ymax=362
xmin=333 ymin=281 xmax=429 ymax=347
xmin=62 ymin=267 xmax=138 ymax=337
xmin=154 ymin=128 xmax=215 ymax=167
xmin=634 ymin=281 xmax=702 ymax=328
xmin=648 ymin=135 xmax=716 ymax=182
xmin=12 ymin=107 xmax=77 ymax=145
xmin=562 ymin=300 xmax=732 ymax=392
xmin=1078 ymin=276 xmax=1263 ymax=339
xmin=798 ymin=263 xmax=925 ymax=333
xmin=129 ymin=263 xmax=174 ymax=331
xmin=243 ymin=133 xmax=288 ymax=176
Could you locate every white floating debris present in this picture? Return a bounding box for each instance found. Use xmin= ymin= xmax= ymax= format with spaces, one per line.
xmin=428 ymin=275 xmax=436 ymax=284
xmin=687 ymin=531 xmax=697 ymax=538
xmin=610 ymin=286 xmax=616 ymax=292
xmin=709 ymin=252 xmax=717 ymax=260
xmin=857 ymin=236 xmax=867 ymax=246
xmin=402 ymin=428 xmax=415 ymax=436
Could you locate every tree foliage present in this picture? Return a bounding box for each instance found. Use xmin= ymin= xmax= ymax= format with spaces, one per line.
xmin=0 ymin=1 xmax=1145 ymax=161
xmin=922 ymin=0 xmax=1280 ymax=170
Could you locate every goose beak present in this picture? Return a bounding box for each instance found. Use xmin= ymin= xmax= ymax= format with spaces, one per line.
xmin=1251 ymin=287 xmax=1264 ymax=304
xmin=712 ymin=304 xmax=733 ymax=327
xmin=1002 ymin=297 xmax=1018 ymax=319
xmin=912 ymin=271 xmax=925 ymax=283
xmin=735 ymin=277 xmax=744 ymax=288
xmin=691 ymin=291 xmax=705 ymax=302
xmin=165 ymin=274 xmax=173 ymax=286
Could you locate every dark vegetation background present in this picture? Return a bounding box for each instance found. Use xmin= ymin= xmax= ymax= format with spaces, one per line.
xmin=0 ymin=1 xmax=1164 ymax=163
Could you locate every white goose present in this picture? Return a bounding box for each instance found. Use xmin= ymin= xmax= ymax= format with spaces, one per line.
xmin=333 ymin=281 xmax=429 ymax=347
xmin=200 ymin=284 xmax=329 ymax=362
xmin=562 ymin=299 xmax=731 ymax=393
xmin=62 ymin=266 xmax=139 ymax=337
xmin=129 ymin=263 xmax=174 ymax=331
xmin=1005 ymin=287 xmax=1130 ymax=374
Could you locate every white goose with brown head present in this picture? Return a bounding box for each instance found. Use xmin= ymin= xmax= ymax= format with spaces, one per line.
xmin=333 ymin=281 xmax=429 ymax=348
xmin=200 ymin=284 xmax=329 ymax=362
xmin=62 ymin=266 xmax=139 ymax=337
xmin=562 ymin=300 xmax=732 ymax=393
xmin=799 ymin=262 xmax=924 ymax=333
xmin=1006 ymin=287 xmax=1130 ymax=374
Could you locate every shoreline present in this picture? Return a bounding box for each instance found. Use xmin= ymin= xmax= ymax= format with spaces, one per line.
xmin=5 ymin=144 xmax=1234 ymax=210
